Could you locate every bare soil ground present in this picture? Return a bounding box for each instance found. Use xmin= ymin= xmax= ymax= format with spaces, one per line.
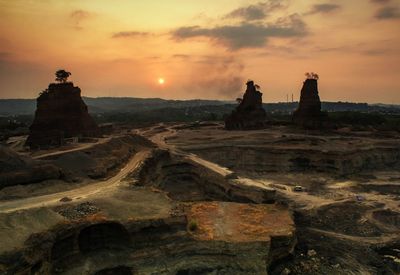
xmin=156 ymin=122 xmax=400 ymax=275
xmin=1 ymin=122 xmax=399 ymax=274
xmin=187 ymin=202 xmax=294 ymax=242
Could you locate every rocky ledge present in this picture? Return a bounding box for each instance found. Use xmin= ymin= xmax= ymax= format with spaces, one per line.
xmin=0 ymin=148 xmax=294 ymax=275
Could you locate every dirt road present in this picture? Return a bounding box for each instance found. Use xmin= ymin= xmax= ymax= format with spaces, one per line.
xmin=0 ymin=150 xmax=150 ymax=213
xmin=32 ymin=137 xmax=112 ymax=159
xmin=141 ymin=125 xmax=274 ymax=191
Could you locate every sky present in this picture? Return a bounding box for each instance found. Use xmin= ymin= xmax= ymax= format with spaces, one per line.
xmin=0 ymin=0 xmax=399 ymax=103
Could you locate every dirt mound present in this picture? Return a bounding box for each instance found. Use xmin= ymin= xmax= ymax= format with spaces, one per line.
xmin=49 ymin=134 xmax=154 ymax=179
xmin=0 ymin=145 xmax=33 ymax=172
xmin=0 ymin=146 xmax=61 ymax=189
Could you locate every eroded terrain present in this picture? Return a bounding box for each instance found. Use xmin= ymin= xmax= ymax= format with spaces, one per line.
xmin=0 ymin=129 xmax=294 ymax=274
xmin=161 ymin=122 xmax=400 ymax=274
xmin=0 ymin=122 xmax=399 ymax=274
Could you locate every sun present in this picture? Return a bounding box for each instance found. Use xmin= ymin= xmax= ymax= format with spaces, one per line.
xmin=158 ymin=78 xmax=165 ymax=85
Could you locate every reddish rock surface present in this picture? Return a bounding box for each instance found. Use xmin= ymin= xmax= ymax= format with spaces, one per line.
xmin=26 ymin=82 xmax=99 ymax=148
xmin=225 ymin=80 xmax=267 ymax=130
xmin=293 ymin=78 xmax=327 ymax=128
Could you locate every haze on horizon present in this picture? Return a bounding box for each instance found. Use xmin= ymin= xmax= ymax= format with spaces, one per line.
xmin=0 ymin=0 xmax=399 ymax=104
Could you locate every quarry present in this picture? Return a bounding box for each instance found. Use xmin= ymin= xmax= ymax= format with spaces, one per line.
xmin=0 ymin=120 xmax=399 ymax=274
xmin=0 ymin=74 xmax=399 ymax=275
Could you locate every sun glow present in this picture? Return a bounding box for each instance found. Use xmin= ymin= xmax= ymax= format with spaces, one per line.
xmin=158 ymin=78 xmax=165 ymax=85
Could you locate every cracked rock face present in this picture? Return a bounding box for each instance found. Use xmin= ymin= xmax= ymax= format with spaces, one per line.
xmin=26 ymin=82 xmax=99 ymax=148
xmin=225 ymin=81 xmax=267 ymax=130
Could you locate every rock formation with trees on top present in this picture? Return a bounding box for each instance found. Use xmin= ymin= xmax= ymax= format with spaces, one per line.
xmin=292 ymin=72 xmax=327 ymax=128
xmin=55 ymin=70 xmax=72 ymax=83
xmin=225 ymin=80 xmax=267 ymax=130
xmin=26 ymin=70 xmax=100 ymax=148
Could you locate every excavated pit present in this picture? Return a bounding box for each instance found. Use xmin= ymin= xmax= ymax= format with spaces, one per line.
xmin=186 ymin=146 xmax=400 ymax=176
xmin=5 ymin=122 xmax=400 ymax=274
xmin=164 ymin=124 xmax=400 ymax=274
xmin=78 ymin=222 xmax=131 ymax=253
xmin=0 ymin=145 xmax=293 ymax=275
xmin=168 ymin=126 xmax=400 ymax=177
xmin=133 ymin=149 xmax=275 ymax=204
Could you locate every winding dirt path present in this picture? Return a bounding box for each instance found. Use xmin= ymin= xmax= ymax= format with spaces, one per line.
xmin=32 ymin=137 xmax=112 ymax=160
xmin=140 ymin=125 xmax=274 ymax=192
xmin=306 ymin=227 xmax=400 ymax=245
xmin=0 ymin=150 xmax=150 ymax=213
xmin=142 ymin=126 xmax=234 ymax=177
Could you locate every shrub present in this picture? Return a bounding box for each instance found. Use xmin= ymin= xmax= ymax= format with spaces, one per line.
xmin=188 ymin=220 xmax=198 ymax=232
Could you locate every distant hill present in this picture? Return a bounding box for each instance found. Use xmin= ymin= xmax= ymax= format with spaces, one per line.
xmin=82 ymin=97 xmax=228 ymax=114
xmin=0 ymin=99 xmax=36 ymax=116
xmin=0 ymin=97 xmax=228 ymax=116
xmin=0 ymin=97 xmax=399 ymax=116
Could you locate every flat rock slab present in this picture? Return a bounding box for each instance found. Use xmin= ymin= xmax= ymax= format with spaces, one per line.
xmin=187 ymin=201 xmax=294 ymax=242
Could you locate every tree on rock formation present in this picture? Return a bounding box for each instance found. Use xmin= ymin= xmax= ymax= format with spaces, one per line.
xmin=55 ymin=70 xmax=71 ymax=83
xmin=305 ymin=72 xmax=319 ymax=80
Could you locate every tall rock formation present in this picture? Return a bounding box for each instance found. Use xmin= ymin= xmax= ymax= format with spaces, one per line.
xmin=293 ymin=73 xmax=326 ymax=128
xmin=225 ymin=80 xmax=267 ymax=130
xmin=26 ymin=72 xmax=99 ymax=148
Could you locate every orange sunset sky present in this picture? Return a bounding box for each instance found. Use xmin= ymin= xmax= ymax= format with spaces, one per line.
xmin=0 ymin=0 xmax=399 ymax=103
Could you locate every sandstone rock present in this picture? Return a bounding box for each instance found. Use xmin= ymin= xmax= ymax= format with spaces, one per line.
xmin=225 ymin=80 xmax=267 ymax=130
xmin=293 ymin=74 xmax=327 ymax=128
xmin=26 ymin=82 xmax=99 ymax=148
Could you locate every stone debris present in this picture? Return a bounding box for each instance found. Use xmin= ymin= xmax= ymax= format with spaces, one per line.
xmin=57 ymin=202 xmax=100 ymax=220
xmin=59 ymin=197 xmax=72 ymax=202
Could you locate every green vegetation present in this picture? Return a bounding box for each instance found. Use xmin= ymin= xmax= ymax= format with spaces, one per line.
xmin=328 ymin=112 xmax=400 ymax=131
xmin=188 ymin=220 xmax=198 ymax=232
xmin=328 ymin=112 xmax=386 ymax=125
xmin=0 ymin=116 xmax=31 ymax=141
xmin=55 ymin=69 xmax=71 ymax=83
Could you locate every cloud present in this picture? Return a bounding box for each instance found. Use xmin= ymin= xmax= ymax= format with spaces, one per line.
xmin=70 ymin=10 xmax=92 ymax=29
xmin=186 ymin=56 xmax=245 ymax=98
xmin=172 ymin=54 xmax=191 ymax=59
xmin=375 ymin=6 xmax=400 ymax=19
xmin=370 ymin=0 xmax=391 ymax=4
xmin=112 ymin=31 xmax=151 ymax=38
xmin=224 ymin=1 xmax=285 ymax=21
xmin=305 ymin=3 xmax=341 ymax=15
xmin=172 ymin=14 xmax=307 ymax=50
